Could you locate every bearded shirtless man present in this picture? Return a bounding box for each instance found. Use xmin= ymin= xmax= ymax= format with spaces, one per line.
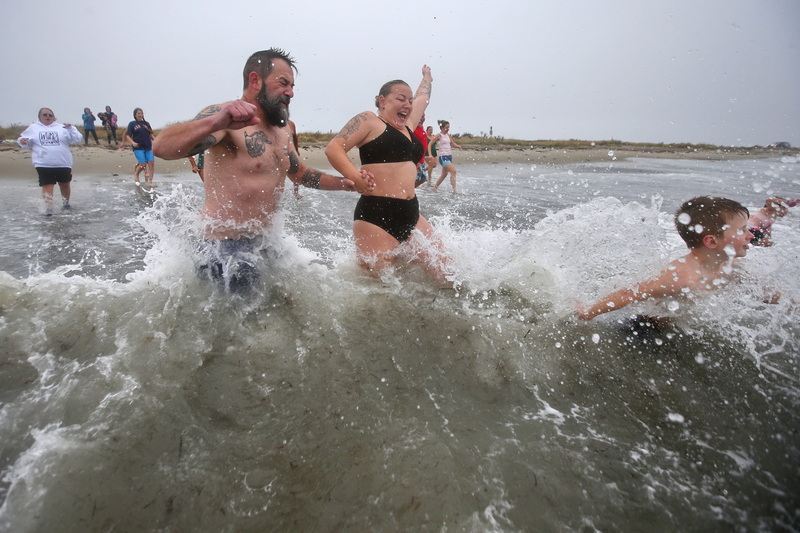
xmin=154 ymin=48 xmax=373 ymax=294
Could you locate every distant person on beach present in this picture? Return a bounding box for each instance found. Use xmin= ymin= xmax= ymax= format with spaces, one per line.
xmin=17 ymin=108 xmax=83 ymax=215
xmin=748 ymin=196 xmax=797 ymax=246
xmin=98 ymin=112 xmax=108 ymax=136
xmin=325 ymin=66 xmax=452 ymax=284
xmin=576 ymin=196 xmax=759 ymax=322
xmin=153 ymin=48 xmax=372 ymax=295
xmin=188 ymin=154 xmax=204 ymax=181
xmin=81 ymin=108 xmax=100 ymax=146
xmin=120 ymin=108 xmax=155 ymax=187
xmin=425 ymin=125 xmax=437 ymax=184
xmin=412 ymin=115 xmax=429 ymax=187
xmin=100 ymin=105 xmax=118 ymax=145
xmin=430 ymin=120 xmax=461 ymax=193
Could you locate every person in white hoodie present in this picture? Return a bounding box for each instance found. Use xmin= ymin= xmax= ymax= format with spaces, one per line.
xmin=17 ymin=108 xmax=83 ymax=215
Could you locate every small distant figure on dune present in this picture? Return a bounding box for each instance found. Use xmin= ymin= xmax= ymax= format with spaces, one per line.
xmin=82 ymin=107 xmax=100 ymax=146
xmin=425 ymin=124 xmax=437 ymax=184
xmin=120 ymin=108 xmax=155 ymax=187
xmin=430 ymin=119 xmax=462 ymax=194
xmin=748 ymin=196 xmax=798 ymax=247
xmin=98 ymin=112 xmax=107 ymax=134
xmin=99 ymin=105 xmax=119 ymax=145
xmin=576 ymin=196 xmax=773 ymax=324
xmin=412 ymin=114 xmax=429 ymax=188
xmin=17 ymin=108 xmax=83 ymax=215
xmin=188 ymin=154 xmax=204 ymax=181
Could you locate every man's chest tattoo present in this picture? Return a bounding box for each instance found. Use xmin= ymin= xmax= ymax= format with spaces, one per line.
xmin=244 ymin=131 xmax=271 ymax=158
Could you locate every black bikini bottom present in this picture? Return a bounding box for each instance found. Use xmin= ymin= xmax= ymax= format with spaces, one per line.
xmin=354 ymin=195 xmax=420 ymax=242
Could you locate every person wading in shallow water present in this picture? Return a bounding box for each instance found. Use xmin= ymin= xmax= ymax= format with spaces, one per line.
xmin=17 ymin=107 xmax=83 ymax=215
xmin=575 ymin=196 xmax=777 ymax=328
xmin=325 ymin=65 xmax=452 ymax=285
xmin=120 ymin=108 xmax=156 ymax=187
xmin=153 ymin=48 xmax=374 ymax=295
xmin=430 ymin=119 xmax=461 ymax=194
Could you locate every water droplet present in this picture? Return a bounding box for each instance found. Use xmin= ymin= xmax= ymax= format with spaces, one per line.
xmin=677 ymin=213 xmax=691 ymax=225
xmin=591 ymin=334 xmax=600 ymax=344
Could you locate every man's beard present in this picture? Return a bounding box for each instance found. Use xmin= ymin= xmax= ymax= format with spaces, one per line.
xmin=257 ymin=85 xmax=290 ymax=127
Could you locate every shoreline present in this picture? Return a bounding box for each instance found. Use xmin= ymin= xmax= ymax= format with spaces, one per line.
xmin=0 ymin=142 xmax=794 ymax=179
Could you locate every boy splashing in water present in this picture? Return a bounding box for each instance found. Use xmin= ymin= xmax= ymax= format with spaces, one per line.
xmin=576 ymin=196 xmax=755 ymax=320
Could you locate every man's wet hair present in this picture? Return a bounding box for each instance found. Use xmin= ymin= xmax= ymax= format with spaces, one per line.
xmin=675 ymin=196 xmax=749 ymax=248
xmin=243 ymin=48 xmax=297 ymax=89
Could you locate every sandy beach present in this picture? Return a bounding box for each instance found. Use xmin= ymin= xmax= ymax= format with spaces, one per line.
xmin=0 ymin=142 xmax=792 ymax=180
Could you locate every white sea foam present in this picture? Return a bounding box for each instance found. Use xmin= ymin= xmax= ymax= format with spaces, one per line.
xmin=0 ymin=157 xmax=798 ymax=531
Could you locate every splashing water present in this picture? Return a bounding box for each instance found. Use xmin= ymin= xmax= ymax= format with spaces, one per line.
xmin=1 ymin=157 xmax=798 ymax=531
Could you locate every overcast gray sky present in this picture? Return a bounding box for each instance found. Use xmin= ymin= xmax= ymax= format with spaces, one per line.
xmin=2 ymin=0 xmax=798 ymax=147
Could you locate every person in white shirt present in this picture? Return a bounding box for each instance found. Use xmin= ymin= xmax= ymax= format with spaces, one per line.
xmin=17 ymin=108 xmax=83 ymax=215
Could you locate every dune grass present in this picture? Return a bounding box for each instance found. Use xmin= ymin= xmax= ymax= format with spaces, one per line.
xmin=294 ymin=131 xmax=774 ymax=152
xmin=0 ymin=123 xmax=27 ymax=141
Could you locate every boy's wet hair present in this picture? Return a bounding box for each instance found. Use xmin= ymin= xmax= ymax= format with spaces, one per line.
xmin=243 ymin=48 xmax=297 ymax=89
xmin=674 ymin=196 xmax=749 ymax=248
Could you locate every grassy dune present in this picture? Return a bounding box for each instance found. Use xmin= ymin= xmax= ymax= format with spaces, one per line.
xmin=296 ymin=130 xmax=794 ymax=154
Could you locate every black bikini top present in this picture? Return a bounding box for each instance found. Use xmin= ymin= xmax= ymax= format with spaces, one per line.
xmin=359 ymin=121 xmax=424 ymax=165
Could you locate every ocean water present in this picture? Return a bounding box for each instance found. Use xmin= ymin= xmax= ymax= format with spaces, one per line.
xmin=0 ymin=155 xmax=798 ymax=532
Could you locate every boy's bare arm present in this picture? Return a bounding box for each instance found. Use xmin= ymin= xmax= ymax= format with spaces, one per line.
xmin=576 ymin=265 xmax=685 ymax=320
xmin=576 ymin=287 xmax=642 ymax=320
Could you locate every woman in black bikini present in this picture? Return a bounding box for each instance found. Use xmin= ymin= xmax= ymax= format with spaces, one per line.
xmin=325 ymin=65 xmax=451 ymax=284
